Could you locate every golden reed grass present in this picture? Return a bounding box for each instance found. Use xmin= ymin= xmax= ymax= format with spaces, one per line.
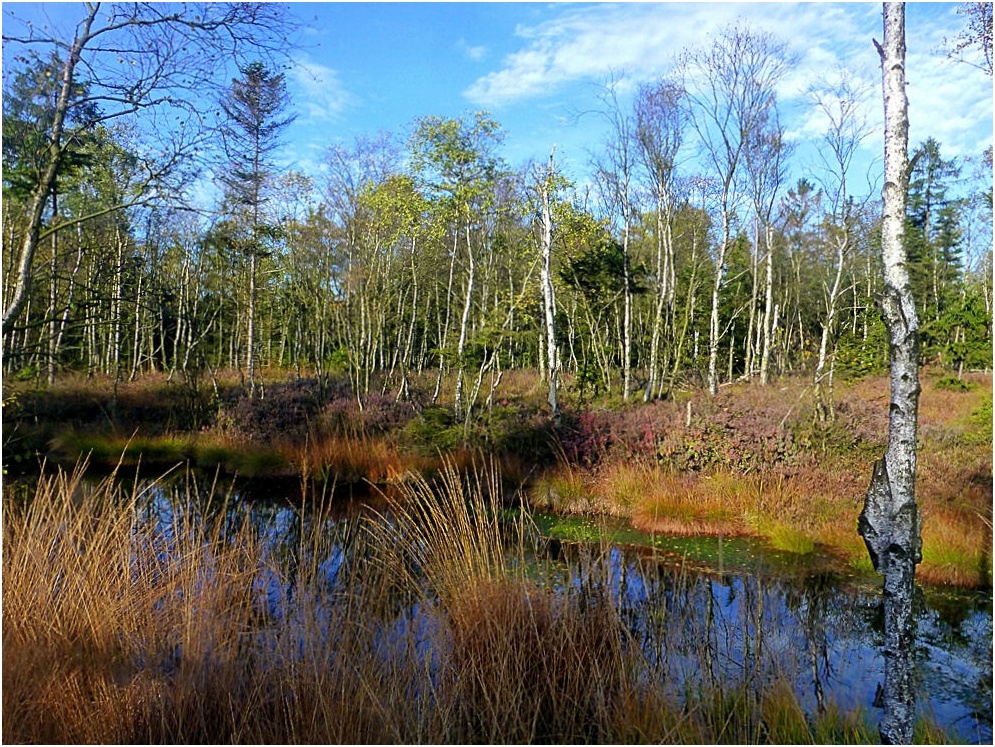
xmin=3 ymin=459 xmax=952 ymax=743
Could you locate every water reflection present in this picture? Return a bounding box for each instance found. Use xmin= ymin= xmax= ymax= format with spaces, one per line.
xmin=134 ymin=475 xmax=992 ymax=744
xmin=564 ymin=545 xmax=992 ymax=743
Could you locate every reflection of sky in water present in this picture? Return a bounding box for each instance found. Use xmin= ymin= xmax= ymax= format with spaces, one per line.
xmin=136 ymin=478 xmax=993 ymax=744
xmin=571 ymin=546 xmax=993 ymax=744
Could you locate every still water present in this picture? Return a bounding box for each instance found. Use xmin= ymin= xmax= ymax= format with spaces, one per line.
xmin=131 ymin=474 xmax=993 ymax=743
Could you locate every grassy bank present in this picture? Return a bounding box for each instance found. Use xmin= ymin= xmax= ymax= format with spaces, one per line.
xmin=3 ymin=460 xmax=958 ymax=744
xmin=530 ymin=371 xmax=992 ymax=588
xmin=3 ymin=368 xmax=991 ymax=587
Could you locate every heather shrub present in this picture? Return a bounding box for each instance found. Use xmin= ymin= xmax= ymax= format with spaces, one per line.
xmin=554 ymin=381 xmax=900 ymax=476
xmin=790 ymin=397 xmax=888 ymax=460
xmin=555 ymin=408 xmax=616 ymax=466
xmin=359 ymin=391 xmax=420 ymax=433
xmin=218 ymin=378 xmax=324 ymax=442
xmin=656 ymin=398 xmax=796 ymax=474
xmin=318 ymin=391 xmax=418 ymax=438
xmin=603 ymin=401 xmax=683 ymax=461
xmin=5 ymin=381 xmax=110 ymax=427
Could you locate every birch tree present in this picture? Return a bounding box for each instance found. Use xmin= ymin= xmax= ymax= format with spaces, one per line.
xmin=634 ymin=79 xmax=686 ymax=400
xmin=742 ymin=107 xmax=791 ymax=384
xmin=533 ymin=147 xmax=563 ymax=421
xmin=0 ymin=2 xmax=293 ymax=343
xmin=593 ymin=79 xmax=638 ymax=400
xmin=410 ymin=112 xmax=504 ymax=421
xmin=679 ymin=25 xmax=790 ymax=394
xmin=858 ymin=5 xmax=922 ymax=743
xmin=810 ymin=70 xmax=872 ymax=420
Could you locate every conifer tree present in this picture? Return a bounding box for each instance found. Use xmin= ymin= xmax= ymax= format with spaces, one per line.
xmin=219 ymin=61 xmax=295 ymax=397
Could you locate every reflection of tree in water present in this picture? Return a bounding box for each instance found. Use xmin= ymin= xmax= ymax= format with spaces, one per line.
xmin=126 ymin=475 xmax=991 ymax=742
xmin=551 ymin=540 xmax=990 ymax=740
xmin=914 ymin=601 xmax=993 ymax=742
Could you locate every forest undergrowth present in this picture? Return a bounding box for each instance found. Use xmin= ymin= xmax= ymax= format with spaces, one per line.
xmin=3 ymin=367 xmax=992 ymax=587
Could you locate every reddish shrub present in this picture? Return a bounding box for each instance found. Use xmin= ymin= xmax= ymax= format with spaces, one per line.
xmin=319 ymin=391 xmax=418 ymax=438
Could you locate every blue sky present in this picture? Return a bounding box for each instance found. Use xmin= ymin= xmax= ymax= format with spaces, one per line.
xmin=281 ymin=2 xmax=992 ymax=190
xmin=3 ymin=2 xmax=993 ymax=198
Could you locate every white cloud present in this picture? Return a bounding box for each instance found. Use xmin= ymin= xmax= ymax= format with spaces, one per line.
xmin=290 ymin=55 xmax=356 ymax=124
xmin=466 ymin=2 xmax=991 ymax=177
xmin=458 ymin=38 xmax=488 ymax=61
xmin=464 ymin=3 xmax=876 ymax=107
xmin=464 ymin=4 xmax=686 ymax=106
xmin=907 ymin=47 xmax=993 ymax=159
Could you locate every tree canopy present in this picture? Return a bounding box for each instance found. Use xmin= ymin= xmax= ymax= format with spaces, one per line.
xmin=2 ymin=5 xmax=990 ymax=411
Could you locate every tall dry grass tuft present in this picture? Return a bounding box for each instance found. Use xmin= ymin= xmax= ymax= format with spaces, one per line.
xmin=626 ymin=466 xmax=748 ymax=537
xmin=3 ymin=463 xmax=270 ymax=742
xmin=4 ymin=459 xmax=955 ymax=743
xmin=919 ymin=505 xmax=993 ymax=586
xmin=374 ymin=457 xmax=630 ymax=743
xmin=434 ymin=576 xmax=627 ymax=743
xmin=380 ymin=458 xmax=514 ymax=594
xmin=289 ymin=433 xmax=417 ymax=484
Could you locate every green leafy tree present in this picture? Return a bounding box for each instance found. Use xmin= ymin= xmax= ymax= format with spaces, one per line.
xmin=1 ymin=2 xmax=294 ymax=342
xmin=409 ymin=111 xmax=505 ymax=420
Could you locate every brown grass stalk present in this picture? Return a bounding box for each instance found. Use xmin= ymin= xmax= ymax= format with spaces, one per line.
xmin=3 ymin=459 xmax=954 ymax=743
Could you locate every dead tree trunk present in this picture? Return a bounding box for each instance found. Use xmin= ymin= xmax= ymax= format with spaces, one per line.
xmin=858 ymin=5 xmax=922 ymax=744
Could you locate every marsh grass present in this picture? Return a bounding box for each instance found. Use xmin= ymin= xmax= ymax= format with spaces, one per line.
xmin=535 ymin=371 xmax=993 ymax=588
xmin=12 ymin=369 xmax=990 ymax=588
xmin=289 ymin=433 xmax=430 ymax=484
xmin=3 ymin=459 xmax=958 ymax=743
xmin=3 ymin=462 xmax=277 ymax=743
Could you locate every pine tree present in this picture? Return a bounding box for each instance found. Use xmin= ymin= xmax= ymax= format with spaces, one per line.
xmin=219 ymin=62 xmax=295 ymax=398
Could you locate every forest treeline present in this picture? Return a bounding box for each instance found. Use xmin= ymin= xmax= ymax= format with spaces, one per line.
xmin=3 ymin=5 xmax=991 ymax=422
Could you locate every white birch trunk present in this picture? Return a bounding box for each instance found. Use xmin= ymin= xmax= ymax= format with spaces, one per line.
xmin=432 ymin=232 xmax=459 ymax=403
xmin=759 ymin=225 xmax=775 ymax=385
xmin=246 ymin=250 xmax=258 ymax=397
xmin=453 ymin=222 xmax=474 ymax=421
xmin=539 ymin=149 xmax=560 ymax=420
xmin=708 ymin=209 xmax=731 ymax=395
xmin=745 ymin=216 xmax=760 ymax=377
xmin=814 ymin=238 xmax=846 ymax=421
xmin=858 ymin=5 xmax=922 ymax=743
xmin=622 ymin=224 xmax=633 ymax=401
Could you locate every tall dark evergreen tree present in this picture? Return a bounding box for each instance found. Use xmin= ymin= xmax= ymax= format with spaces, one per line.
xmin=906 ymin=138 xmax=961 ymax=321
xmin=1 ymin=52 xmax=100 ymax=200
xmin=219 ymin=61 xmax=296 ymax=397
